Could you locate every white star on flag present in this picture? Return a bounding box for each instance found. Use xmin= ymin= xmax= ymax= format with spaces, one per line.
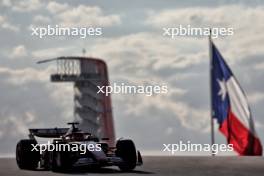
xmin=217 ymin=78 xmax=227 ymax=101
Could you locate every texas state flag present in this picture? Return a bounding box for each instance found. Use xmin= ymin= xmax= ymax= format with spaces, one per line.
xmin=211 ymin=42 xmax=262 ymax=156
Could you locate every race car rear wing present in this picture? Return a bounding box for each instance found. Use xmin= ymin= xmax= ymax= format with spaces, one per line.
xmin=29 ymin=128 xmax=69 ymax=138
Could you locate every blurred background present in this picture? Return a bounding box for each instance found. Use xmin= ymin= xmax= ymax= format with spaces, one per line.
xmin=0 ymin=0 xmax=264 ymax=156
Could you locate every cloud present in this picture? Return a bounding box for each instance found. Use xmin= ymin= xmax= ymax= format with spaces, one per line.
xmin=1 ymin=2 xmax=264 ymax=154
xmin=1 ymin=0 xmax=11 ymax=7
xmin=31 ymin=46 xmax=76 ymax=59
xmin=118 ymin=93 xmax=209 ymax=132
xmin=145 ymin=5 xmax=264 ymax=63
xmin=46 ymin=2 xmax=121 ymax=27
xmin=0 ymin=70 xmax=74 ymax=155
xmin=0 ymin=30 xmax=210 ymax=148
xmin=47 ymin=83 xmax=74 ymax=121
xmin=0 ymin=15 xmax=19 ymax=32
xmin=145 ymin=5 xmax=264 ymax=28
xmin=21 ymin=3 xmax=264 ymax=140
xmin=255 ymin=121 xmax=264 ymax=130
xmin=33 ymin=15 xmax=51 ymax=24
xmin=2 ymin=0 xmax=43 ymax=12
xmin=248 ymin=92 xmax=264 ymax=104
xmin=47 ymin=1 xmax=69 ymax=14
xmin=0 ymin=113 xmax=33 ymax=138
xmin=80 ymin=32 xmax=211 ymax=132
xmin=254 ymin=62 xmax=264 ymax=70
xmin=0 ymin=65 xmax=74 ymax=153
xmin=0 ymin=66 xmax=52 ymax=85
xmin=10 ymin=45 xmax=28 ymax=58
xmin=88 ymin=32 xmax=206 ymax=73
xmin=27 ymin=31 xmax=208 ymax=133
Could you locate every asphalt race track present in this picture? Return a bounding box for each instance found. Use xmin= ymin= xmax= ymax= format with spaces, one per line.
xmin=1 ymin=156 xmax=264 ymax=176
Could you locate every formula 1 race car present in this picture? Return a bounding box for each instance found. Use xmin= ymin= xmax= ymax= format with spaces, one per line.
xmin=16 ymin=122 xmax=142 ymax=172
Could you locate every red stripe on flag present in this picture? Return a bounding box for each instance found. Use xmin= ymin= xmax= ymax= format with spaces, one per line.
xmin=219 ymin=110 xmax=262 ymax=156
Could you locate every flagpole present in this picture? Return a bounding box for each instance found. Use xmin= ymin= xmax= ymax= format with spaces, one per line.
xmin=209 ymin=29 xmax=215 ymax=156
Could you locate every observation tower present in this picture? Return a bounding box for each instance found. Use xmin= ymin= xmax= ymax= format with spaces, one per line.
xmin=37 ymin=56 xmax=115 ymax=146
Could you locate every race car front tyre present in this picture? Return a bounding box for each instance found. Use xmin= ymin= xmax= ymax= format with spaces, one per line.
xmin=16 ymin=139 xmax=40 ymax=170
xmin=51 ymin=150 xmax=71 ymax=172
xmin=42 ymin=151 xmax=51 ymax=170
xmin=116 ymin=139 xmax=137 ymax=171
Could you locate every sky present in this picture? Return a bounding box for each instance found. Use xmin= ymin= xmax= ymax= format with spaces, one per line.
xmin=0 ymin=0 xmax=264 ymax=156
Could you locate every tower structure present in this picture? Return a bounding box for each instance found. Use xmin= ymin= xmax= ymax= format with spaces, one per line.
xmin=38 ymin=56 xmax=115 ymax=147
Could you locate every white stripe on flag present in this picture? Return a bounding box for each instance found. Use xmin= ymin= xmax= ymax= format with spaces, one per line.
xmin=226 ymin=77 xmax=255 ymax=135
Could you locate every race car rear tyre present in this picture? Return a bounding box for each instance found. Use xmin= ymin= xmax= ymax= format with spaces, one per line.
xmin=116 ymin=139 xmax=137 ymax=171
xmin=51 ymin=150 xmax=71 ymax=172
xmin=16 ymin=139 xmax=40 ymax=170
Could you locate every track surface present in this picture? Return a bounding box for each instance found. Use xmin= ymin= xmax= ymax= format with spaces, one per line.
xmin=1 ymin=156 xmax=264 ymax=176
